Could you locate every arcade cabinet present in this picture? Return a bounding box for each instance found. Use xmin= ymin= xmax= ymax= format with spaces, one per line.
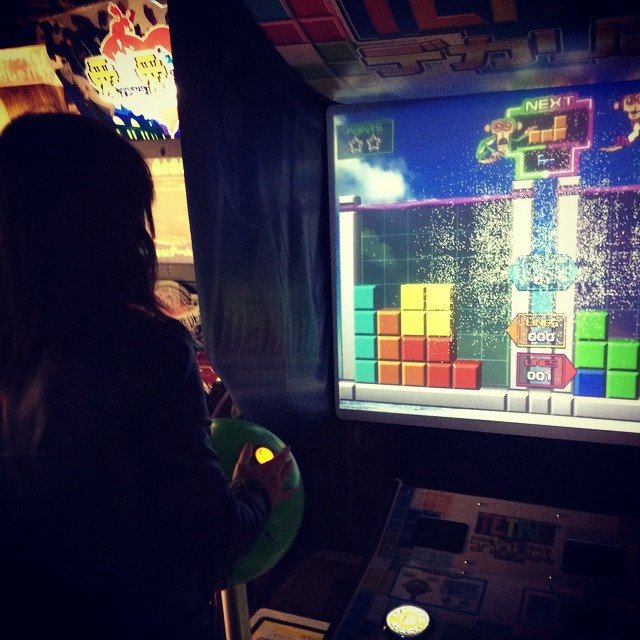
xmin=166 ymin=1 xmax=640 ymax=639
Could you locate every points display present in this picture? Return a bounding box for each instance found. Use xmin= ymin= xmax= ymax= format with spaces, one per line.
xmin=328 ymin=81 xmax=640 ymax=445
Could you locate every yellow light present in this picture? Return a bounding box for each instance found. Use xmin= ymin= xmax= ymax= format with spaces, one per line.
xmin=385 ymin=605 xmax=430 ymax=638
xmin=255 ymin=447 xmax=274 ymax=464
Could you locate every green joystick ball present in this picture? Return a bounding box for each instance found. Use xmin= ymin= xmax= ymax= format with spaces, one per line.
xmin=210 ymin=417 xmax=304 ymax=585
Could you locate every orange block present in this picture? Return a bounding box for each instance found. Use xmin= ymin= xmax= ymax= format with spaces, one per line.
xmin=541 ymin=129 xmax=553 ymax=142
xmin=377 ymin=309 xmax=401 ymax=336
xmin=554 ymin=127 xmax=566 ymax=141
xmin=378 ymin=361 xmax=401 ymax=385
xmin=528 ymin=129 xmax=541 ymax=144
xmin=402 ymin=362 xmax=426 ymax=386
xmin=378 ymin=336 xmax=401 ymax=361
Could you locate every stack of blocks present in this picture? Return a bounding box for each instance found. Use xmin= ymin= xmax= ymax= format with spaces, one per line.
xmin=353 ymin=283 xmax=482 ymax=389
xmin=573 ymin=310 xmax=639 ymax=399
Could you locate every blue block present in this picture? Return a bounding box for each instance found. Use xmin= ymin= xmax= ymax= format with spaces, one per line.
xmin=355 ymin=335 xmax=377 ymax=360
xmin=355 ymin=359 xmax=377 ymax=383
xmin=573 ymin=369 xmax=605 ymax=397
xmin=354 ymin=310 xmax=376 ymax=335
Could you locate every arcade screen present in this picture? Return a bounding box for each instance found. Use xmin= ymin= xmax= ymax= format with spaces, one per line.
xmin=328 ymin=80 xmax=640 ymax=445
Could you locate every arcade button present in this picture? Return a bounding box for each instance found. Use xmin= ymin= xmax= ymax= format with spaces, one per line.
xmin=384 ymin=605 xmax=431 ymax=639
xmin=210 ymin=417 xmax=304 ymax=585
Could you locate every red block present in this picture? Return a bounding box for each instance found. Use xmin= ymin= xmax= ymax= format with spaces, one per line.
xmin=426 ymin=362 xmax=452 ymax=388
xmin=427 ymin=337 xmax=456 ymax=362
xmin=453 ymin=360 xmax=482 ymax=389
xmin=402 ymin=336 xmax=426 ymax=362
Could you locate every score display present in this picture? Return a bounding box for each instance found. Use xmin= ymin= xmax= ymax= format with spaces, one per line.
xmin=328 ymin=80 xmax=640 ymax=445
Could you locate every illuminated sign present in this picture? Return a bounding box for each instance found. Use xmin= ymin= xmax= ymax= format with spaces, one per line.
xmin=83 ymin=3 xmax=176 ymax=139
xmin=476 ymin=93 xmax=593 ymax=179
xmin=336 ymin=120 xmax=394 ymax=159
xmin=505 ymin=93 xmax=594 ymax=179
xmin=507 ymin=314 xmax=566 ymax=349
xmin=0 ymin=45 xmax=61 ymax=88
xmin=516 ymin=353 xmax=577 ymax=389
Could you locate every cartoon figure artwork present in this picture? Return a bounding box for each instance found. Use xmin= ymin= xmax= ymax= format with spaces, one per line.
xmin=474 ymin=94 xmax=593 ymax=180
xmin=39 ymin=1 xmax=178 ymax=139
xmin=475 ymin=117 xmax=534 ymax=164
xmin=100 ymin=4 xmax=172 ymax=61
xmin=600 ymin=92 xmax=640 ymax=151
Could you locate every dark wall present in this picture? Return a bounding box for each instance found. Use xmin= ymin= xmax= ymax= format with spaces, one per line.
xmin=295 ymin=416 xmax=640 ymax=554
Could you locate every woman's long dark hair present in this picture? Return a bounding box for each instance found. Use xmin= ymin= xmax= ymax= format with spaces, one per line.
xmin=0 ymin=113 xmax=162 ymax=395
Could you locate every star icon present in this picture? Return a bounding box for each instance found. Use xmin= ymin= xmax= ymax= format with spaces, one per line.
xmin=367 ymin=134 xmax=382 ymax=151
xmin=348 ymin=136 xmax=364 ymax=153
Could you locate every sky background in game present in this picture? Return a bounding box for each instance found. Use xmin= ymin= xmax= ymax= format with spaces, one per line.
xmin=331 ymin=79 xmax=640 ymax=204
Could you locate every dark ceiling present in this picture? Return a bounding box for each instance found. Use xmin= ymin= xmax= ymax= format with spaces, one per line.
xmin=0 ymin=1 xmax=98 ymax=49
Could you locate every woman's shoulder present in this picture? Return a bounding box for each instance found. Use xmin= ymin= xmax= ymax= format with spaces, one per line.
xmin=124 ymin=310 xmax=195 ymax=357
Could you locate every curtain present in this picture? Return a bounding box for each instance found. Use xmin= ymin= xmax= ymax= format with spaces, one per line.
xmin=169 ymin=0 xmax=335 ymax=443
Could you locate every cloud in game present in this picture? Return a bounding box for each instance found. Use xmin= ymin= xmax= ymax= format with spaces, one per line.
xmin=336 ymin=157 xmax=414 ymax=204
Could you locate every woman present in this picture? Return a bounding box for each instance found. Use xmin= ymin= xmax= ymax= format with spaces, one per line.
xmin=0 ymin=113 xmax=291 ymax=639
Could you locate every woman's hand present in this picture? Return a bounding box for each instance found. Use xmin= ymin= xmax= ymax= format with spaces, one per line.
xmin=232 ymin=443 xmax=295 ymax=508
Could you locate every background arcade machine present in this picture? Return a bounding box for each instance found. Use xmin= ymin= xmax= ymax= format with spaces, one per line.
xmin=32 ymin=0 xmax=225 ymax=410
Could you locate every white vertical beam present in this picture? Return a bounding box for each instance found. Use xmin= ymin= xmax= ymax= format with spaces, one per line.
xmin=338 ymin=196 xmax=362 ymax=380
xmin=510 ymin=181 xmax=534 ymax=387
xmin=555 ymin=176 xmax=580 ymax=394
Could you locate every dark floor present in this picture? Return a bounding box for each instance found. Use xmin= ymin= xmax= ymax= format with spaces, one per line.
xmin=249 ymin=547 xmax=365 ymax=624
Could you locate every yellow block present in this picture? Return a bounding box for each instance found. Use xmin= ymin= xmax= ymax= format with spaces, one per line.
xmin=426 ymin=283 xmax=454 ymax=311
xmin=401 ymin=284 xmax=426 ymax=310
xmin=427 ymin=310 xmax=454 ymax=337
xmin=401 ymin=311 xmax=426 ymax=336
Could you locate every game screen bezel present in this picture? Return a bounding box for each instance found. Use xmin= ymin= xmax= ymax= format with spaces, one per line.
xmin=328 ymin=80 xmax=640 ymax=446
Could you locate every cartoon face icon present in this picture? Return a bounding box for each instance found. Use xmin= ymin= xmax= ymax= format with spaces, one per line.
xmin=489 ymin=118 xmax=516 ymax=151
xmin=621 ymin=93 xmax=640 ymax=121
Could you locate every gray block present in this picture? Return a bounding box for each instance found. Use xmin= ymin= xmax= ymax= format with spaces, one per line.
xmin=507 ymin=390 xmax=529 ymax=413
xmin=574 ymin=397 xmax=640 ymax=421
xmin=551 ymin=393 xmax=574 ymax=416
xmin=529 ymin=391 xmax=551 ymax=414
xmin=355 ymin=384 xmax=508 ymax=411
xmin=338 ymin=381 xmax=356 ymax=400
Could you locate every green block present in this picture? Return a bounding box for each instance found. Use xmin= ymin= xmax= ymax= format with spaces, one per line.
xmin=456 ymin=333 xmax=482 ymax=359
xmin=355 ymin=335 xmax=377 ymax=360
xmin=606 ymin=370 xmax=638 ymax=399
xmin=354 ymin=310 xmax=376 ymax=335
xmin=355 ymin=359 xmax=377 ymax=383
xmin=575 ymin=310 xmax=608 ymax=341
xmin=354 ymin=284 xmax=383 ymax=310
xmin=481 ymin=359 xmax=509 ymax=387
xmin=574 ymin=340 xmax=607 ymax=369
xmin=482 ymin=335 xmax=509 ymax=359
xmin=607 ymin=339 xmax=640 ymax=371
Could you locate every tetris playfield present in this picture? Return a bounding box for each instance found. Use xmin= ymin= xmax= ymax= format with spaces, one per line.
xmin=326 ymin=483 xmax=639 ymax=640
xmin=330 ymin=80 xmax=640 ymax=440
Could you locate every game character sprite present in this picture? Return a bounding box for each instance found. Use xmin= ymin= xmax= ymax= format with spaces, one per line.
xmin=476 ymin=117 xmax=534 ymax=164
xmin=601 ymin=92 xmax=640 ymax=152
